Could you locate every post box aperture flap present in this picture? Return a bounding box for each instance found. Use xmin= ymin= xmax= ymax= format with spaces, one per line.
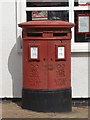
xmin=18 ymin=20 xmax=74 ymax=112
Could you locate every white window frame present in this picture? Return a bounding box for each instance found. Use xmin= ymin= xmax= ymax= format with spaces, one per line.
xmin=16 ymin=0 xmax=26 ymax=53
xmin=16 ymin=0 xmax=90 ymax=53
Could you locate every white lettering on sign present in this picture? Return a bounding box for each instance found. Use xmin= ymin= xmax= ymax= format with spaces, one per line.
xmin=31 ymin=47 xmax=38 ymax=59
xmin=58 ymin=46 xmax=65 ymax=59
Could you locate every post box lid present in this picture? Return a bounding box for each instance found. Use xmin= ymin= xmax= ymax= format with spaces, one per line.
xmin=18 ymin=20 xmax=74 ymax=29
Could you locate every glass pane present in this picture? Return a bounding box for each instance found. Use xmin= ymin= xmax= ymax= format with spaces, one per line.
xmin=27 ymin=11 xmax=32 ymax=21
xmin=74 ymin=0 xmax=78 ymax=6
xmin=27 ymin=0 xmax=68 ymax=1
xmin=48 ymin=11 xmax=69 ymax=21
xmin=27 ymin=11 xmax=69 ymax=21
xmin=26 ymin=0 xmax=69 ymax=7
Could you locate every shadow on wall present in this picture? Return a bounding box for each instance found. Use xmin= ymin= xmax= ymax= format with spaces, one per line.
xmin=8 ymin=43 xmax=22 ymax=98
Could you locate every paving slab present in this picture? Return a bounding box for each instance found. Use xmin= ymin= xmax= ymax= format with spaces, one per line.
xmin=1 ymin=102 xmax=89 ymax=119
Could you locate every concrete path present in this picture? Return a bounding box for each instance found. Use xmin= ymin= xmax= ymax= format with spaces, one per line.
xmin=1 ymin=101 xmax=89 ymax=119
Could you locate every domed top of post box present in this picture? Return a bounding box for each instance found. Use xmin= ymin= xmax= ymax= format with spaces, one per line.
xmin=18 ymin=20 xmax=74 ymax=29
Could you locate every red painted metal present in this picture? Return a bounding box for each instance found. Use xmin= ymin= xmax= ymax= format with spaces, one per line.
xmin=19 ymin=20 xmax=74 ymax=28
xmin=19 ymin=20 xmax=74 ymax=90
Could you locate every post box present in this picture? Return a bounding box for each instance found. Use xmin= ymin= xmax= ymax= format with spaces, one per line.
xmin=18 ymin=20 xmax=74 ymax=112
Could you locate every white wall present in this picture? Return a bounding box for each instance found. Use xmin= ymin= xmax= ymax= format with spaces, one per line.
xmin=0 ymin=2 xmax=2 ymax=98
xmin=1 ymin=1 xmax=88 ymax=98
xmin=1 ymin=1 xmax=22 ymax=98
xmin=71 ymin=53 xmax=88 ymax=98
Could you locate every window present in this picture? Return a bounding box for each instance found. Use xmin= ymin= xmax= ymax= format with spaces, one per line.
xmin=17 ymin=0 xmax=89 ymax=52
xmin=26 ymin=1 xmax=69 ymax=7
xmin=27 ymin=11 xmax=69 ymax=21
xmin=26 ymin=1 xmax=69 ymax=21
xmin=74 ymin=10 xmax=90 ymax=42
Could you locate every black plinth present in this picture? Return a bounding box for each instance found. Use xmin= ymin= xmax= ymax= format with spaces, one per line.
xmin=22 ymin=88 xmax=72 ymax=112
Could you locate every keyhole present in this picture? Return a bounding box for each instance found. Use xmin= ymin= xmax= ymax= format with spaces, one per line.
xmin=43 ymin=58 xmax=46 ymax=61
xmin=51 ymin=58 xmax=53 ymax=61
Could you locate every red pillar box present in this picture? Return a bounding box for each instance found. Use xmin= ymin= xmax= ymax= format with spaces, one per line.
xmin=18 ymin=20 xmax=74 ymax=112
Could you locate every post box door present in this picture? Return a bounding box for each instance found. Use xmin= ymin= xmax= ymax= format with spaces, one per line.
xmin=47 ymin=40 xmax=71 ymax=89
xmin=23 ymin=40 xmax=48 ymax=89
xmin=23 ymin=39 xmax=70 ymax=90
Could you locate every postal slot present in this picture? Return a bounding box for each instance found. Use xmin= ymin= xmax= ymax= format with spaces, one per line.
xmin=27 ymin=32 xmax=43 ymax=37
xmin=53 ymin=33 xmax=67 ymax=37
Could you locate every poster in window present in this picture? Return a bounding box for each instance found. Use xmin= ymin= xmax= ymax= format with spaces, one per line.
xmin=78 ymin=14 xmax=90 ymax=33
xmin=32 ymin=11 xmax=48 ymax=20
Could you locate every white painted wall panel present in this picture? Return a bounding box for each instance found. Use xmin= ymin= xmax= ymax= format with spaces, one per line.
xmin=0 ymin=2 xmax=2 ymax=98
xmin=71 ymin=53 xmax=88 ymax=98
xmin=1 ymin=1 xmax=22 ymax=98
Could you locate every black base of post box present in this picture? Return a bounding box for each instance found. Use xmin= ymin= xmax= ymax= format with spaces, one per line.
xmin=22 ymin=88 xmax=72 ymax=112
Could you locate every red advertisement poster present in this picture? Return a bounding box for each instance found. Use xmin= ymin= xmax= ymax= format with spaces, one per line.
xmin=32 ymin=11 xmax=48 ymax=20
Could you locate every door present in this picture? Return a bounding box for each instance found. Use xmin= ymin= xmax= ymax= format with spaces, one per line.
xmin=23 ymin=40 xmax=48 ymax=89
xmin=47 ymin=40 xmax=71 ymax=89
xmin=23 ymin=39 xmax=70 ymax=90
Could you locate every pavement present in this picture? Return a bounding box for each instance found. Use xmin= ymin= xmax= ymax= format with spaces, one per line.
xmin=1 ymin=101 xmax=89 ymax=119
